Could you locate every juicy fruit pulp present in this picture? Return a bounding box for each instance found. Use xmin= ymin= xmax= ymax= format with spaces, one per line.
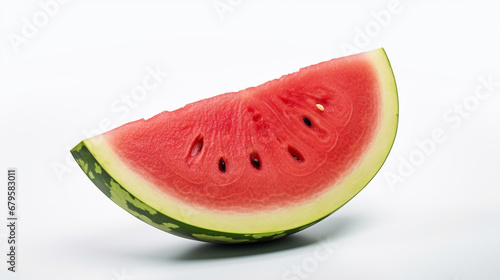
xmin=71 ymin=48 xmax=398 ymax=243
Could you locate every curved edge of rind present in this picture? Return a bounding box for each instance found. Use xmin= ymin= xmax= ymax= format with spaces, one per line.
xmin=327 ymin=47 xmax=398 ymax=207
xmin=377 ymin=47 xmax=399 ymax=163
xmin=70 ymin=141 xmax=301 ymax=244
xmin=369 ymin=47 xmax=399 ymax=167
xmin=329 ymin=47 xmax=399 ymax=206
xmin=296 ymin=48 xmax=399 ymax=227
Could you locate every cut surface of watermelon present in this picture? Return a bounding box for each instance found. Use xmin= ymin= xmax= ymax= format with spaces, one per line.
xmin=71 ymin=48 xmax=398 ymax=243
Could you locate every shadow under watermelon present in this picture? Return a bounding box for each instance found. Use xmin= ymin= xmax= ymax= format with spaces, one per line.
xmin=172 ymin=213 xmax=366 ymax=261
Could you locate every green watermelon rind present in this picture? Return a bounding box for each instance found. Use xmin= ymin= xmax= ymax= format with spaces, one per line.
xmin=71 ymin=141 xmax=315 ymax=244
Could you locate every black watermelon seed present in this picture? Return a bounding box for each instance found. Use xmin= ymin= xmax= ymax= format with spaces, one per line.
xmin=250 ymin=152 xmax=261 ymax=169
xmin=288 ymin=146 xmax=304 ymax=162
xmin=218 ymin=158 xmax=226 ymax=173
xmin=251 ymin=158 xmax=260 ymax=169
xmin=303 ymin=117 xmax=312 ymax=127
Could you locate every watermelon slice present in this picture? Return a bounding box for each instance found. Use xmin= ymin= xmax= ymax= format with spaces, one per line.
xmin=71 ymin=48 xmax=398 ymax=244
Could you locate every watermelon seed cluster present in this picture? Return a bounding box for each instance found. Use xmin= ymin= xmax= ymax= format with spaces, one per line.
xmin=214 ymin=105 xmax=319 ymax=173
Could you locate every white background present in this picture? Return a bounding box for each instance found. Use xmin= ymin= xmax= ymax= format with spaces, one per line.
xmin=1 ymin=0 xmax=500 ymax=279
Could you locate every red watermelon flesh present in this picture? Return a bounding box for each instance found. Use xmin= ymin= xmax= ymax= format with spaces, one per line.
xmin=107 ymin=59 xmax=378 ymax=212
xmin=71 ymin=48 xmax=398 ymax=243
